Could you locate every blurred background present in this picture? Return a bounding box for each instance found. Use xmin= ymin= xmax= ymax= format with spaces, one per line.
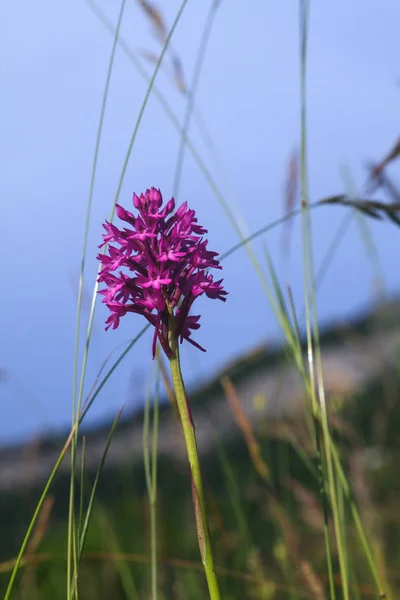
xmin=2 ymin=0 xmax=399 ymax=441
xmin=1 ymin=1 xmax=400 ymax=598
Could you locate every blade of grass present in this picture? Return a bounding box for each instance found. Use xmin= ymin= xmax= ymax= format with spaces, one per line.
xmin=76 ymin=408 xmax=123 ymax=564
xmin=68 ymin=1 xmax=128 ymax=596
xmin=150 ymin=372 xmax=160 ymax=599
xmin=264 ymin=191 xmax=390 ymax=598
xmin=264 ymin=248 xmax=336 ymax=596
xmin=70 ymin=407 xmax=123 ymax=598
xmin=3 ymin=425 xmax=77 ymax=600
xmin=298 ymin=2 xmax=338 ymax=597
xmin=78 ymin=436 xmax=87 ymax=547
xmin=3 ymin=327 xmax=147 ymax=600
xmin=219 ymin=202 xmax=319 ymax=261
xmin=143 ymin=362 xmax=156 ymax=498
xmin=80 ymin=327 xmax=149 ymax=423
xmin=143 ymin=358 xmax=160 ymax=599
xmin=295 ymin=12 xmax=389 ymax=600
xmin=70 ymin=408 xmax=123 ymax=600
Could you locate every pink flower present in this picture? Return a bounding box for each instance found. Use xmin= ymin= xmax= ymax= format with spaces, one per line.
xmin=97 ymin=188 xmax=227 ymax=357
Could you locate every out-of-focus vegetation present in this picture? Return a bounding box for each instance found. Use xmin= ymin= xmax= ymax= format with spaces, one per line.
xmin=1 ymin=299 xmax=400 ymax=598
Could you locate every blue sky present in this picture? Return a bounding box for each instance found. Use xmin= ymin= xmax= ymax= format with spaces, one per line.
xmin=1 ymin=0 xmax=400 ymax=443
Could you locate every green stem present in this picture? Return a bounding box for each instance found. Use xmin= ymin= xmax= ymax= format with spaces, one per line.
xmin=143 ymin=361 xmax=160 ymax=599
xmin=150 ymin=381 xmax=159 ymax=600
xmin=299 ymin=2 xmax=340 ymax=597
xmin=168 ymin=321 xmax=220 ymax=600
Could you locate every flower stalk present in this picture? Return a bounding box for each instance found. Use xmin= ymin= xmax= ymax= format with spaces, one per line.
xmin=97 ymin=188 xmax=226 ymax=598
xmin=168 ymin=313 xmax=221 ymax=600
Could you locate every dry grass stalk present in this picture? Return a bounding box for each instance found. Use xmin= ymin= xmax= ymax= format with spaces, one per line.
xmin=221 ymin=376 xmax=270 ymax=481
xmin=366 ymin=162 xmax=400 ymax=201
xmin=138 ymin=0 xmax=188 ymax=94
xmin=137 ymin=0 xmax=166 ymax=41
xmin=27 ymin=496 xmax=54 ymax=554
xmin=319 ymin=195 xmax=400 ymax=226
xmin=19 ymin=495 xmax=54 ymax=600
xmin=369 ymin=137 xmax=400 ymax=179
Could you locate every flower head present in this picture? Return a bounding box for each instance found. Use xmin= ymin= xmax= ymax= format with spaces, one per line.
xmin=97 ymin=188 xmax=227 ymax=357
